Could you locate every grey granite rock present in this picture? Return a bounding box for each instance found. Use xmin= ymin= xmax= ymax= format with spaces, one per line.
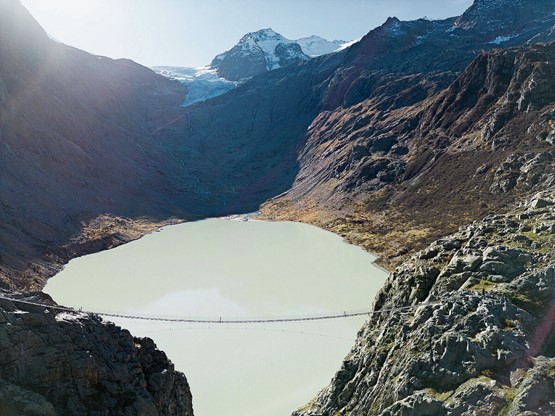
xmin=0 ymin=293 xmax=193 ymax=416
xmin=294 ymin=191 xmax=555 ymax=415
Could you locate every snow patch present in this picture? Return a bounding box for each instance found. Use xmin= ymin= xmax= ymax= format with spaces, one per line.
xmin=338 ymin=38 xmax=361 ymax=51
xmin=489 ymin=33 xmax=519 ymax=44
xmin=55 ymin=311 xmax=88 ymax=323
xmin=415 ymin=35 xmax=428 ymax=45
xmin=296 ymin=35 xmax=346 ymax=57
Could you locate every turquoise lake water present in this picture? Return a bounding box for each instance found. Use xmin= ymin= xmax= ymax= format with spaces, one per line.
xmin=45 ymin=219 xmax=387 ymax=416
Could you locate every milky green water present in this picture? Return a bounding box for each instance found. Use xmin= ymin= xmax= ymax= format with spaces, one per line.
xmin=44 ymin=219 xmax=387 ymax=416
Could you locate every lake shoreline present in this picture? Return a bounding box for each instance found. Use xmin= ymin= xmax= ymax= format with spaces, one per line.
xmin=45 ymin=218 xmax=388 ymax=416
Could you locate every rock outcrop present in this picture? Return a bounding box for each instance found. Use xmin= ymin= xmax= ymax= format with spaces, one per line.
xmin=0 ymin=293 xmax=193 ymax=415
xmin=294 ymin=191 xmax=555 ymax=415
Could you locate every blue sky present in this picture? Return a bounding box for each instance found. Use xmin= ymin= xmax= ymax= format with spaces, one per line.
xmin=20 ymin=0 xmax=473 ymax=67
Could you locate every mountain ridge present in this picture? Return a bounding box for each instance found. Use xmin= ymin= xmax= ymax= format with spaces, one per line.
xmin=210 ymin=27 xmax=350 ymax=81
xmin=154 ymin=29 xmax=350 ymax=106
xmin=294 ymin=189 xmax=555 ymax=415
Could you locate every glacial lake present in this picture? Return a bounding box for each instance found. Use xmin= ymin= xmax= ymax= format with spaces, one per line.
xmin=44 ymin=219 xmax=387 ymax=416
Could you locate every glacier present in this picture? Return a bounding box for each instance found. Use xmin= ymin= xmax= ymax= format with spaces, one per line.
xmin=154 ymin=29 xmax=357 ymax=106
xmin=152 ymin=66 xmax=238 ymax=107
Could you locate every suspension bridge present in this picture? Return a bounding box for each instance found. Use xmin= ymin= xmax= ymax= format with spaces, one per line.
xmin=0 ymin=293 xmax=464 ymax=325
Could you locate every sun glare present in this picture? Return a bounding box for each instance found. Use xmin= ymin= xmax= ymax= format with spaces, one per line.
xmin=46 ymin=0 xmax=101 ymax=16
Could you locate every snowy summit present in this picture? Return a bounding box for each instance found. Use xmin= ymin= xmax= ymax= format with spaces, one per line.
xmin=210 ymin=28 xmax=351 ymax=81
xmin=154 ymin=28 xmax=355 ymax=107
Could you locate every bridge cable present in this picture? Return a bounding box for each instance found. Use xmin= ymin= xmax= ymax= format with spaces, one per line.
xmin=0 ymin=293 xmax=466 ymax=325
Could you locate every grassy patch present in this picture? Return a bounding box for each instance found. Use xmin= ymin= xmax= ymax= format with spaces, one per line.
xmin=469 ymin=279 xmax=498 ymax=292
xmin=503 ymin=319 xmax=517 ymax=330
xmin=425 ymin=387 xmax=454 ymax=401
xmin=480 ymin=369 xmax=494 ymax=378
xmin=505 ymin=292 xmax=545 ymax=317
xmin=497 ymin=385 xmax=517 ymax=416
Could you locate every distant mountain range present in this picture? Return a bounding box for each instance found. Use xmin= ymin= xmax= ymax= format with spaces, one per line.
xmin=154 ymin=28 xmax=352 ymax=106
xmin=210 ymin=28 xmax=349 ymax=81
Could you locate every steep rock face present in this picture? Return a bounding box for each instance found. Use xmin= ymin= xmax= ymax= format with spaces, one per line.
xmin=294 ymin=191 xmax=555 ymax=415
xmin=0 ymin=293 xmax=193 ymax=415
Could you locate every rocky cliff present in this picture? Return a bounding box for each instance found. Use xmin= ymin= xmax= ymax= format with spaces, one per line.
xmin=0 ymin=293 xmax=193 ymax=415
xmin=293 ymin=191 xmax=555 ymax=415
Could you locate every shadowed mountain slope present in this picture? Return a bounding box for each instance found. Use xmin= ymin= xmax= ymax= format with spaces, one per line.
xmin=0 ymin=0 xmax=206 ymax=288
xmin=266 ymin=41 xmax=555 ymax=268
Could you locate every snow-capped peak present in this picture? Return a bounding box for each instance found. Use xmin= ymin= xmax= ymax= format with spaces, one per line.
xmin=240 ymin=28 xmax=285 ymax=43
xmin=210 ymin=28 xmax=355 ymax=81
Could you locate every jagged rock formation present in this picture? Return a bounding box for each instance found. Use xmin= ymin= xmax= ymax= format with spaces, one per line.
xmin=455 ymin=0 xmax=555 ymax=33
xmin=264 ymin=40 xmax=555 ymax=268
xmin=294 ymin=191 xmax=555 ymax=415
xmin=0 ymin=293 xmax=193 ymax=415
